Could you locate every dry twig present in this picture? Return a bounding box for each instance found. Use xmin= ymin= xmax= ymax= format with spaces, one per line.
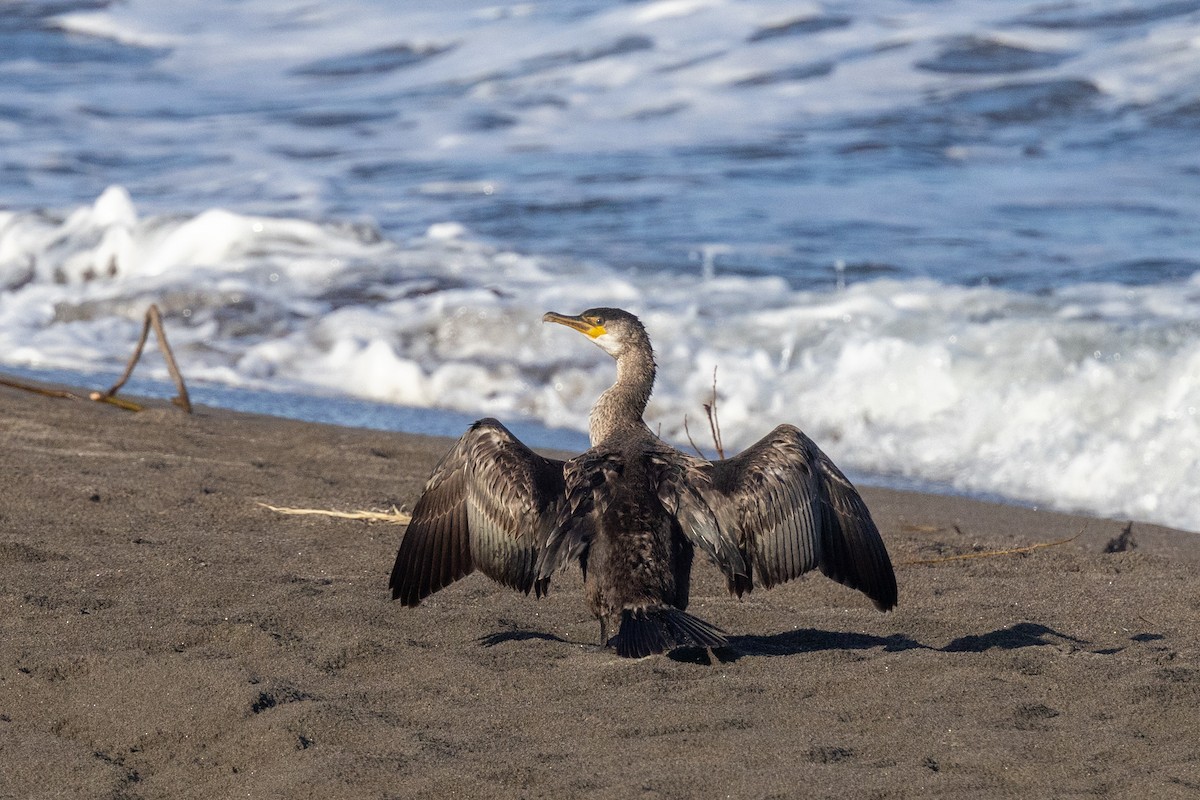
xmin=93 ymin=304 xmax=191 ymax=412
xmin=0 ymin=375 xmax=145 ymax=410
xmin=682 ymin=414 xmax=706 ymax=459
xmin=682 ymin=366 xmax=726 ymax=459
xmin=703 ymin=365 xmax=725 ymax=459
xmin=0 ymin=377 xmax=84 ymax=402
xmin=0 ymin=304 xmax=191 ymax=413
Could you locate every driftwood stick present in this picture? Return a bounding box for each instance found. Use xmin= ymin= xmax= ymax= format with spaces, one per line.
xmin=0 ymin=375 xmax=144 ymax=410
xmin=1 ymin=304 xmax=187 ymax=414
xmin=92 ymin=394 xmax=145 ymax=412
xmin=0 ymin=377 xmax=84 ymax=402
xmin=92 ymin=304 xmax=192 ymax=413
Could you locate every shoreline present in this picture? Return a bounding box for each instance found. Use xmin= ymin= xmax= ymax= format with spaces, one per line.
xmin=1 ymin=383 xmax=1197 ymax=798
xmin=2 ymin=363 xmax=1188 ymax=538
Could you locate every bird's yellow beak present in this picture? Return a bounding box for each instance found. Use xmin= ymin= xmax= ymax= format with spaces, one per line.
xmin=542 ymin=311 xmax=607 ymax=339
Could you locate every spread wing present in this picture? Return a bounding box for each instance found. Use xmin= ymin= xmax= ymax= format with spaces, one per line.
xmin=389 ymin=418 xmax=565 ymax=606
xmin=654 ymin=424 xmax=897 ymax=611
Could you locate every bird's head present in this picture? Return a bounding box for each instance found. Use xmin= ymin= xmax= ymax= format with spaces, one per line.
xmin=542 ymin=307 xmax=650 ymax=360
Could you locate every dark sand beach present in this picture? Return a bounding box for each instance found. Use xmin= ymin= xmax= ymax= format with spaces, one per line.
xmin=1 ymin=381 xmax=1197 ymax=799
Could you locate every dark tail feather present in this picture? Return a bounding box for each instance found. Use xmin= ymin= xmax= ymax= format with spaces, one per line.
xmin=607 ymin=607 xmax=728 ymax=658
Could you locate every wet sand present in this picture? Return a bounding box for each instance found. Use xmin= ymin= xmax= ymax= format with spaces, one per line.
xmin=1 ymin=381 xmax=1197 ymax=799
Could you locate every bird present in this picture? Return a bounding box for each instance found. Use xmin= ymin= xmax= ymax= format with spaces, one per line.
xmin=389 ymin=308 xmax=897 ymax=658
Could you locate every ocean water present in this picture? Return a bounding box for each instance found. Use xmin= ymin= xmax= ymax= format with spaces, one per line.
xmin=1 ymin=0 xmax=1198 ymax=531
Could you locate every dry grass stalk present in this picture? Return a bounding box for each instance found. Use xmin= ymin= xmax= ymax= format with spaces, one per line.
xmin=258 ymin=502 xmax=412 ymax=525
xmin=901 ymin=527 xmax=1084 ymax=566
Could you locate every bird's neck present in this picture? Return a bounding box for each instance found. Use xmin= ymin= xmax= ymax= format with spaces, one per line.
xmin=590 ymin=351 xmax=655 ymax=446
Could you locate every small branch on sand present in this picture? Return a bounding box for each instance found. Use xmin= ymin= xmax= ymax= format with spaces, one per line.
xmin=901 ymin=526 xmax=1084 ymax=566
xmin=92 ymin=304 xmax=191 ymax=413
xmin=0 ymin=304 xmax=191 ymax=413
xmin=258 ymin=502 xmax=412 ymax=525
xmin=1103 ymin=521 xmax=1136 ymax=553
xmin=0 ymin=375 xmax=146 ymax=411
xmin=0 ymin=377 xmax=85 ymax=402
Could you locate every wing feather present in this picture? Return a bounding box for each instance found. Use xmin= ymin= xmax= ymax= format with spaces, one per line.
xmin=646 ymin=448 xmax=749 ymax=593
xmin=813 ymin=450 xmax=898 ymax=610
xmin=658 ymin=424 xmax=897 ymax=609
xmin=389 ymin=418 xmax=565 ymax=606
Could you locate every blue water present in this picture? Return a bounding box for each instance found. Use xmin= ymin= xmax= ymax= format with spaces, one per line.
xmin=5 ymin=1 xmax=1200 ymax=290
xmin=1 ymin=0 xmax=1198 ymax=530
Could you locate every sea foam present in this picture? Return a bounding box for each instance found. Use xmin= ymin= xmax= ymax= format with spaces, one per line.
xmin=1 ymin=188 xmax=1196 ymax=532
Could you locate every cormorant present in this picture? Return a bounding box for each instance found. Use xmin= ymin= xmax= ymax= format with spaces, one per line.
xmin=389 ymin=308 xmax=897 ymax=657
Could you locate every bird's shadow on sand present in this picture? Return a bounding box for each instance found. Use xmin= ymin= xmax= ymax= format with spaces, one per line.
xmin=478 ymin=630 xmax=573 ymax=648
xmin=721 ymin=628 xmax=927 ymax=660
xmin=940 ymin=621 xmax=1089 ymax=653
xmin=478 ymin=621 xmax=1091 ymax=663
xmin=715 ymin=621 xmax=1087 ymax=662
